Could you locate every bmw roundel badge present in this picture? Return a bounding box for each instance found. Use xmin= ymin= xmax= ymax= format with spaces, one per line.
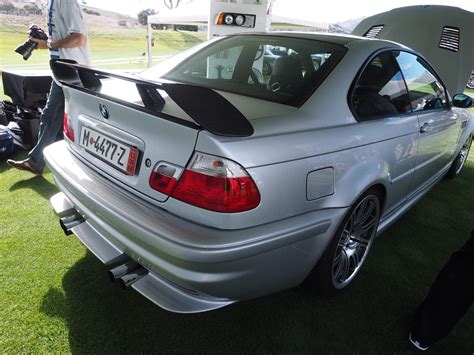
xmin=99 ymin=103 xmax=109 ymax=119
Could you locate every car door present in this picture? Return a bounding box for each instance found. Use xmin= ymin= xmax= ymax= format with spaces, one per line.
xmin=350 ymin=50 xmax=418 ymax=214
xmin=395 ymin=51 xmax=462 ymax=195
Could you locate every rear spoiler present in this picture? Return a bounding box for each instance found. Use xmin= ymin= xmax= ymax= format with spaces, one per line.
xmin=50 ymin=59 xmax=253 ymax=137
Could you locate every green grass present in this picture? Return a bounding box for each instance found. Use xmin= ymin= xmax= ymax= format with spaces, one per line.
xmin=0 ymin=152 xmax=473 ymax=352
xmin=0 ymin=25 xmax=204 ymax=68
xmin=466 ymin=88 xmax=474 ymax=113
xmin=0 ymin=26 xmax=205 ymax=101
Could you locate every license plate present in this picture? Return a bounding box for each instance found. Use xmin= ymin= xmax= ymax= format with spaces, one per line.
xmin=79 ymin=126 xmax=138 ymax=175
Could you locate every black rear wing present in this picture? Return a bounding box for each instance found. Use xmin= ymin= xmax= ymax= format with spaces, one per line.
xmin=50 ymin=59 xmax=253 ymax=137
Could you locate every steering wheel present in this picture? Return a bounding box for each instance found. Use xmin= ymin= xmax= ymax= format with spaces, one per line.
xmin=249 ymin=68 xmax=263 ymax=86
xmin=254 ymin=44 xmax=264 ymax=61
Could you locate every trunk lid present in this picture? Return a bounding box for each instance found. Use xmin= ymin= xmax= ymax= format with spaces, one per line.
xmin=64 ymin=84 xmax=199 ymax=202
xmin=51 ymin=60 xmax=256 ymax=203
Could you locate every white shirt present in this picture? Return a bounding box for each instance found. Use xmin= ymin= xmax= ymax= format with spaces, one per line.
xmin=47 ymin=0 xmax=91 ymax=66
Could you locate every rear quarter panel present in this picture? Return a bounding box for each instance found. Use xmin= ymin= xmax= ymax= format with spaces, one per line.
xmin=192 ymin=113 xmax=420 ymax=229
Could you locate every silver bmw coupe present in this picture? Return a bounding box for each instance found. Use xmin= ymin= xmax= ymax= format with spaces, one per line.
xmin=44 ymin=32 xmax=473 ymax=313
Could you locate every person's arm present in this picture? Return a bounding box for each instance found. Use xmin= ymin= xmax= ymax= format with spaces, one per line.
xmin=30 ymin=33 xmax=87 ymax=50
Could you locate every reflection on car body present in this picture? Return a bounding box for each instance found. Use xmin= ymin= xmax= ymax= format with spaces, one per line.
xmin=44 ymin=32 xmax=473 ymax=313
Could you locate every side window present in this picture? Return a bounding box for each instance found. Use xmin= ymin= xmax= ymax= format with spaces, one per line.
xmin=351 ymin=51 xmax=411 ymax=121
xmin=395 ymin=52 xmax=448 ymax=112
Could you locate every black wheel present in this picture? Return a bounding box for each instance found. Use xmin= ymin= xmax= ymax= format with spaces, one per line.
xmin=446 ymin=135 xmax=472 ymax=178
xmin=305 ymin=188 xmax=382 ymax=295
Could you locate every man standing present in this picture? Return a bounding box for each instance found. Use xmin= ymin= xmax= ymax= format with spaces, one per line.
xmin=8 ymin=0 xmax=91 ymax=175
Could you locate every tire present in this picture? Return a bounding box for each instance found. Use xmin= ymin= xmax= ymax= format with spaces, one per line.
xmin=305 ymin=188 xmax=382 ymax=295
xmin=446 ymin=135 xmax=472 ymax=178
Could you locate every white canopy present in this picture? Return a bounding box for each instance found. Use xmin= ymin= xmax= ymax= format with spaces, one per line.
xmin=147 ymin=0 xmax=328 ymax=29
xmin=147 ymin=1 xmax=209 ymax=26
xmin=352 ymin=5 xmax=474 ymax=95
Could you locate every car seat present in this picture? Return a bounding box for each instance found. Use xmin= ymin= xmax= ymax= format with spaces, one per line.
xmin=267 ymin=56 xmax=304 ymax=94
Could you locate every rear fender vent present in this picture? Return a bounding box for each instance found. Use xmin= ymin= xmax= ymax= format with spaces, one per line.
xmin=363 ymin=25 xmax=384 ymax=38
xmin=438 ymin=26 xmax=460 ymax=52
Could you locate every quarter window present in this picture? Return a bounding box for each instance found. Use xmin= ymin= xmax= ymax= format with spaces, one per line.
xmin=351 ymin=51 xmax=411 ymax=121
xmin=394 ymin=52 xmax=448 ymax=112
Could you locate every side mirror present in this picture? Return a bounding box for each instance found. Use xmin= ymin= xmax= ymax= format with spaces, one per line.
xmin=452 ymin=94 xmax=473 ymax=108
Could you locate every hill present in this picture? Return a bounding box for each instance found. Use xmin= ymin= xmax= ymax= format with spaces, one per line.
xmin=0 ymin=3 xmax=140 ymax=29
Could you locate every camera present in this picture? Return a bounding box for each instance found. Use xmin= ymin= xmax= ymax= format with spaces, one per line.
xmin=14 ymin=25 xmax=48 ymax=61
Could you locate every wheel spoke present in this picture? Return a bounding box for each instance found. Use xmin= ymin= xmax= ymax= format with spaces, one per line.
xmin=359 ymin=201 xmax=375 ymax=225
xmin=338 ymin=230 xmax=351 ymax=247
xmin=333 ymin=252 xmax=344 ymax=281
xmin=350 ymin=234 xmax=370 ymax=246
xmin=347 ymin=214 xmax=355 ymax=231
xmin=354 ymin=199 xmax=368 ymax=223
xmin=348 ymin=251 xmax=360 ymax=270
xmin=333 ymin=250 xmax=350 ymax=282
xmin=361 ymin=219 xmax=377 ymax=233
xmin=340 ymin=253 xmax=351 ymax=281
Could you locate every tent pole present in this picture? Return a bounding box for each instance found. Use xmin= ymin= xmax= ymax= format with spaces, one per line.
xmin=147 ymin=22 xmax=153 ymax=68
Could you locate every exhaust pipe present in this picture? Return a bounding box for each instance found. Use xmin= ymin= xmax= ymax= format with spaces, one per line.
xmin=108 ymin=260 xmax=139 ymax=282
xmin=118 ymin=267 xmax=148 ymax=290
xmin=59 ymin=212 xmax=85 ymax=236
xmin=109 ymin=261 xmax=149 ymax=290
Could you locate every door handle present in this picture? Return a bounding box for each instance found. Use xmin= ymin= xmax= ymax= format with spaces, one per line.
xmin=420 ymin=122 xmax=433 ymax=133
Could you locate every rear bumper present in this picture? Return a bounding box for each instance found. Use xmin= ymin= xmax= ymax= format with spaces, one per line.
xmin=44 ymin=141 xmax=348 ymax=313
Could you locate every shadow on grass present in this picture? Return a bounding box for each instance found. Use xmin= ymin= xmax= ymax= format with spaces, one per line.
xmin=9 ymin=175 xmax=58 ymax=200
xmin=40 ymin=251 xmax=419 ymax=354
xmin=39 ymin=161 xmax=474 ymax=353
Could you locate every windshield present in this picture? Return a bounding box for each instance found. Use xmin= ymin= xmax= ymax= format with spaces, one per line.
xmin=141 ymin=35 xmax=346 ymax=107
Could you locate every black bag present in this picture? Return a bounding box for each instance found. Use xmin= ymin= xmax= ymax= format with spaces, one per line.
xmin=14 ymin=107 xmax=40 ymax=148
xmin=0 ymin=101 xmax=14 ymax=126
xmin=0 ymin=127 xmax=15 ymax=160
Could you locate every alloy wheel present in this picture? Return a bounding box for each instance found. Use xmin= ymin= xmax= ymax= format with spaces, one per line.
xmin=331 ymin=194 xmax=380 ymax=289
xmin=454 ymin=135 xmax=472 ymax=175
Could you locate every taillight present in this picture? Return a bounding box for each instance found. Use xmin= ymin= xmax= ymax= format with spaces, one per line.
xmin=149 ymin=163 xmax=181 ymax=195
xmin=171 ymin=153 xmax=260 ymax=213
xmin=63 ymin=112 xmax=74 ymax=142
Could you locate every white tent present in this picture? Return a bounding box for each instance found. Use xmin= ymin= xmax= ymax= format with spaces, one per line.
xmin=352 ymin=5 xmax=474 ymax=95
xmin=147 ymin=0 xmax=209 ymax=27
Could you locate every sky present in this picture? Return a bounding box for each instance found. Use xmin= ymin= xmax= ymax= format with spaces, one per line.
xmin=83 ymin=0 xmax=473 ymax=22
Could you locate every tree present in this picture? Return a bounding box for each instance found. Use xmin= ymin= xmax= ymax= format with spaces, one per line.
xmin=137 ymin=8 xmax=157 ymax=25
xmin=0 ymin=2 xmax=16 ymax=12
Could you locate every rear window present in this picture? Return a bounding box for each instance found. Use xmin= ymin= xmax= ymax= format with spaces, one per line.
xmin=143 ymin=35 xmax=346 ymax=106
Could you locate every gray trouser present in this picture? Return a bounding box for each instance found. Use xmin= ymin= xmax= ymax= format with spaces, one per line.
xmin=28 ymin=81 xmax=65 ymax=167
